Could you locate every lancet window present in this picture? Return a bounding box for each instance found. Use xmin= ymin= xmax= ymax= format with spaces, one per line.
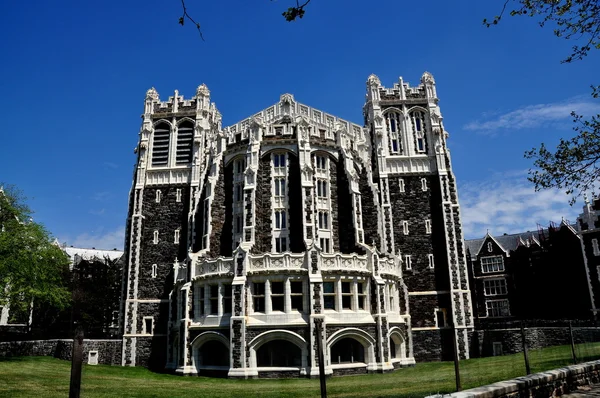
xmin=271 ymin=152 xmax=289 ymax=253
xmin=313 ymin=153 xmax=332 ymax=253
xmin=152 ymin=123 xmax=170 ymax=166
xmin=385 ymin=112 xmax=403 ymax=154
xmin=232 ymin=157 xmax=246 ymax=250
xmin=411 ymin=111 xmax=427 ymax=154
xmin=176 ymin=121 xmax=194 ymax=165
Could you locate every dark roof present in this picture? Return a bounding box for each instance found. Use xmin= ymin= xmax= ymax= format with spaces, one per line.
xmin=465 ymin=230 xmax=545 ymax=256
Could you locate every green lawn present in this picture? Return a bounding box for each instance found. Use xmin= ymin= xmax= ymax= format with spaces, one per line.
xmin=1 ymin=343 xmax=599 ymax=398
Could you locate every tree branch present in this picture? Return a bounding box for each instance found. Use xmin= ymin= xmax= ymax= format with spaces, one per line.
xmin=179 ymin=0 xmax=205 ymax=41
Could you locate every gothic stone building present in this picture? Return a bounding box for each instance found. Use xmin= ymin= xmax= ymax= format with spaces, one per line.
xmin=120 ymin=72 xmax=473 ymax=377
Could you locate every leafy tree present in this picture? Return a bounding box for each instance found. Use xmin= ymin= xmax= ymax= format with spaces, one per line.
xmin=0 ymin=185 xmax=71 ymax=325
xmin=485 ymin=1 xmax=600 ymax=203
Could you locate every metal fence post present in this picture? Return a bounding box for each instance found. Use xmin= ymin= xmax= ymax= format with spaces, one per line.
xmin=521 ymin=321 xmax=531 ymax=375
xmin=569 ymin=320 xmax=578 ymax=364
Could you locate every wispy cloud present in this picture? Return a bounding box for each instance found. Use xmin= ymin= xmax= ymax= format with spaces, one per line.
xmin=92 ymin=191 xmax=112 ymax=201
xmin=464 ymin=97 xmax=600 ymax=134
xmin=103 ymin=162 xmax=118 ymax=169
xmin=61 ymin=226 xmax=125 ymax=250
xmin=459 ymin=170 xmax=582 ymax=239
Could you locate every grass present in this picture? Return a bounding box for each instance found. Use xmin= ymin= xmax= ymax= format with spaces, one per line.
xmin=1 ymin=343 xmax=599 ymax=398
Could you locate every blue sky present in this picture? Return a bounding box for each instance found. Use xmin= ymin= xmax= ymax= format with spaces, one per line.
xmin=1 ymin=0 xmax=598 ymax=249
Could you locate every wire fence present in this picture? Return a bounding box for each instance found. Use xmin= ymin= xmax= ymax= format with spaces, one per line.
xmin=457 ymin=319 xmax=600 ymax=391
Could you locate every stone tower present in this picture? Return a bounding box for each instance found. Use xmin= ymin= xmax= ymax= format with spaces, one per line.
xmin=363 ymin=73 xmax=473 ymax=360
xmin=121 ymin=85 xmax=221 ymax=368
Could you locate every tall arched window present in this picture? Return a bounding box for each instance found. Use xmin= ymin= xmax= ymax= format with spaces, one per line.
xmin=385 ymin=112 xmax=402 ymax=154
xmin=176 ymin=121 xmax=194 ymax=165
xmin=152 ymin=123 xmax=171 ymax=166
xmin=411 ymin=111 xmax=427 ymax=153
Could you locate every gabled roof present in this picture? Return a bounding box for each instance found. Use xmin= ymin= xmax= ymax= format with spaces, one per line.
xmin=466 ymin=230 xmax=547 ymax=256
xmin=222 ymin=93 xmax=363 ymax=135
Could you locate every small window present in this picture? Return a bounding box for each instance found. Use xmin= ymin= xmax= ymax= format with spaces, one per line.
xmin=593 ymin=239 xmax=600 ymax=256
xmin=155 ymin=190 xmax=161 ymax=203
xmin=403 ymin=221 xmax=409 ymax=235
xmin=417 ymin=138 xmax=425 ymax=153
xmin=317 ymin=180 xmax=328 ymax=198
xmin=436 ymin=309 xmax=446 ymax=328
xmin=275 ymin=210 xmax=287 ymax=229
xmin=391 ymin=139 xmax=399 ymax=153
xmin=275 ymin=237 xmax=287 ymax=253
xmin=176 ymin=188 xmax=182 ymax=203
xmin=153 ymin=230 xmax=159 ymax=245
xmin=274 ymin=178 xmax=286 ymax=197
xmin=253 ymin=282 xmax=265 ymax=312
xmin=487 ymin=242 xmax=493 ymax=252
xmin=425 ymin=220 xmax=432 ymax=234
xmin=481 ymin=256 xmax=505 ymax=273
xmin=143 ymin=317 xmax=154 ymax=335
xmin=223 ymin=285 xmax=232 ymax=314
xmin=151 ymin=264 xmax=157 ymax=278
xmin=315 ymin=155 xmax=327 ymax=171
xmin=271 ymin=281 xmax=284 ymax=312
xmin=428 ymin=254 xmax=435 ymax=269
xmin=174 ymin=229 xmax=180 ymax=244
xmin=484 ymin=278 xmax=508 ymax=296
xmin=273 ymin=153 xmax=286 ymax=168
xmin=323 ymin=282 xmax=336 ymax=310
xmin=399 ymin=178 xmax=405 ymax=193
xmin=492 ymin=342 xmax=503 ymax=356
xmin=357 ymin=283 xmax=366 ymax=310
xmin=290 ymin=281 xmax=303 ymax=312
xmin=404 ymin=255 xmax=412 ymax=270
xmin=209 ymin=285 xmax=219 ymax=315
xmin=341 ymin=281 xmax=352 ymax=310
xmin=318 ymin=211 xmax=329 ymax=229
xmin=421 ymin=178 xmax=427 ymax=192
xmin=390 ymin=118 xmax=396 ymax=133
xmin=486 ymin=299 xmax=510 ymax=317
xmin=320 ymin=238 xmax=331 ymax=253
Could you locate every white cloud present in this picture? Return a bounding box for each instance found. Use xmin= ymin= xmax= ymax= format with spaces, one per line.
xmin=62 ymin=226 xmax=125 ymax=250
xmin=464 ymin=97 xmax=600 ymax=134
xmin=459 ymin=171 xmax=582 ymax=239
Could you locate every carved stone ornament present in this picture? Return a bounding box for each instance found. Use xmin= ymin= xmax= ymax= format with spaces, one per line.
xmin=374 ymin=114 xmax=383 ymax=127
xmin=432 ymin=126 xmax=441 ymax=135
xmin=194 ymin=136 xmax=202 ymax=145
xmin=280 ymin=93 xmax=295 ymax=105
xmin=421 ymin=71 xmax=435 ymax=84
xmin=196 ymin=83 xmax=210 ymax=97
xmin=367 ymin=74 xmax=381 ymax=86
xmin=146 ymin=87 xmax=159 ymax=102
xmin=140 ymin=141 xmax=148 ymax=150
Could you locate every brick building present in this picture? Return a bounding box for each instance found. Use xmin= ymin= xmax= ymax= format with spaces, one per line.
xmin=120 ymin=72 xmax=474 ymax=377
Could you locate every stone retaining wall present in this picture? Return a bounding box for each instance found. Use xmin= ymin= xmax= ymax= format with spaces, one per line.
xmin=427 ymin=359 xmax=600 ymax=398
xmin=0 ymin=339 xmax=122 ymax=365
